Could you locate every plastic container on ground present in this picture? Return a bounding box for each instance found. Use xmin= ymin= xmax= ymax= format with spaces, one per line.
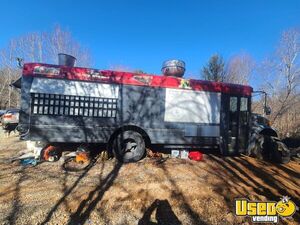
xmin=188 ymin=151 xmax=203 ymax=161
xmin=171 ymin=150 xmax=180 ymax=158
xmin=180 ymin=150 xmax=189 ymax=159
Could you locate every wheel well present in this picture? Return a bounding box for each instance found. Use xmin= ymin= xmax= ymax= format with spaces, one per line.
xmin=259 ymin=128 xmax=278 ymax=137
xmin=108 ymin=125 xmax=151 ymax=148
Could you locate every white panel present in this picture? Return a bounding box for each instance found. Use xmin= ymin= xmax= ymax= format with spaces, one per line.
xmin=164 ymin=88 xmax=220 ymax=123
xmin=30 ymin=78 xmax=119 ymax=98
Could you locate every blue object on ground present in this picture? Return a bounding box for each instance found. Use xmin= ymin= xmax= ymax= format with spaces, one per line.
xmin=20 ymin=158 xmax=38 ymax=166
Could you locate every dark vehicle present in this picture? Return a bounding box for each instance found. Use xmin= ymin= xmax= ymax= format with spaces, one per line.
xmin=14 ymin=55 xmax=289 ymax=163
xmin=247 ymin=113 xmax=291 ymax=163
xmin=0 ymin=110 xmax=6 ymax=122
xmin=0 ymin=110 xmax=6 ymax=117
xmin=1 ymin=109 xmax=20 ymax=133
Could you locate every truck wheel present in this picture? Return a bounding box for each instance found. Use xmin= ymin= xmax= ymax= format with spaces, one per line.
xmin=250 ymin=135 xmax=273 ymax=160
xmin=253 ymin=138 xmax=264 ymax=160
xmin=272 ymin=140 xmax=291 ymax=164
xmin=112 ymin=130 xmax=145 ymax=163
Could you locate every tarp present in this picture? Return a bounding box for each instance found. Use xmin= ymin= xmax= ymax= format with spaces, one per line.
xmin=10 ymin=77 xmax=22 ymax=89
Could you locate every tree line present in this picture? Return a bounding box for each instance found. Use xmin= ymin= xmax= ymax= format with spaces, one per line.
xmin=0 ymin=26 xmax=92 ymax=110
xmin=201 ymin=28 xmax=300 ymax=137
xmin=201 ymin=53 xmax=254 ymax=85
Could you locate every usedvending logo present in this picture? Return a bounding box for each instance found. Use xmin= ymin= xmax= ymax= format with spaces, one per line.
xmin=235 ymin=196 xmax=297 ymax=223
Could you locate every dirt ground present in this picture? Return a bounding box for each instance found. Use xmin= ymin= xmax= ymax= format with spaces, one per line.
xmin=0 ymin=131 xmax=299 ymax=225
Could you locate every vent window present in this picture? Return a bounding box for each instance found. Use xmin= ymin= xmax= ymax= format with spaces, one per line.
xmin=31 ymin=93 xmax=117 ymax=118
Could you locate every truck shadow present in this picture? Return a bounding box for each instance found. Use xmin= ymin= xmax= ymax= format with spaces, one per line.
xmin=151 ymin=157 xmax=210 ymax=225
xmin=203 ymin=153 xmax=300 ymax=224
xmin=66 ymin=162 xmax=122 ymax=225
xmin=6 ymin=167 xmax=27 ymax=225
xmin=40 ymin=160 xmax=122 ymax=225
xmin=4 ymin=145 xmax=299 ymax=225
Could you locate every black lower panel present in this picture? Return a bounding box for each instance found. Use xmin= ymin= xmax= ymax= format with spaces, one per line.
xmin=27 ymin=125 xmax=219 ymax=147
xmin=28 ymin=126 xmax=115 ymax=143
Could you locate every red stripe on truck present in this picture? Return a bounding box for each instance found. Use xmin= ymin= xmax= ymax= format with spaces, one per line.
xmin=22 ymin=63 xmax=253 ymax=96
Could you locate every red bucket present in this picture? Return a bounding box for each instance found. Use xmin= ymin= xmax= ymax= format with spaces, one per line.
xmin=188 ymin=151 xmax=203 ymax=161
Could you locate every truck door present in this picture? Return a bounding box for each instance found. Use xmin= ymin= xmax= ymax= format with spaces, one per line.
xmin=238 ymin=97 xmax=250 ymax=152
xmin=220 ymin=95 xmax=250 ymax=155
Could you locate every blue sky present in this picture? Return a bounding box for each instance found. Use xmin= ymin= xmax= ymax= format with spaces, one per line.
xmin=0 ymin=0 xmax=300 ymax=86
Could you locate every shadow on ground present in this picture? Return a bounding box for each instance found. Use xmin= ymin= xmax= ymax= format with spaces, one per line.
xmin=0 ymin=136 xmax=299 ymax=225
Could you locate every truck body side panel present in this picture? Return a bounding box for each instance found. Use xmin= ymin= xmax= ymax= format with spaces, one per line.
xmin=19 ymin=77 xmax=220 ymax=146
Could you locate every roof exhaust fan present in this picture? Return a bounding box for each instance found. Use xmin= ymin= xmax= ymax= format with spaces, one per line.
xmin=58 ymin=53 xmax=76 ymax=67
xmin=161 ymin=59 xmax=185 ymax=77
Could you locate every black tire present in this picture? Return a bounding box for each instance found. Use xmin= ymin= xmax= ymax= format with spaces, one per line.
xmin=254 ymin=138 xmax=264 ymax=160
xmin=250 ymin=135 xmax=273 ymax=160
xmin=261 ymin=136 xmax=291 ymax=164
xmin=272 ymin=140 xmax=291 ymax=164
xmin=261 ymin=135 xmax=273 ymax=160
xmin=112 ymin=130 xmax=145 ymax=163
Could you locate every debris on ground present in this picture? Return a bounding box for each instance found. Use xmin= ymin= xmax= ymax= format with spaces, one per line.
xmin=0 ymin=133 xmax=299 ymax=225
xmin=62 ymin=156 xmax=93 ymax=172
xmin=188 ymin=151 xmax=203 ymax=161
xmin=20 ymin=157 xmax=38 ymax=166
xmin=147 ymin=148 xmax=163 ymax=158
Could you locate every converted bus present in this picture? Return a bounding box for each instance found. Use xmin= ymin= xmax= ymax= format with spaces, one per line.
xmin=17 ymin=56 xmax=253 ymax=162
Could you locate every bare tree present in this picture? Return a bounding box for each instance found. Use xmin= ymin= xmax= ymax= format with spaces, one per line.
xmin=0 ymin=25 xmax=93 ymax=109
xmin=225 ymin=53 xmax=254 ymax=85
xmin=260 ymin=28 xmax=300 ymax=136
xmin=108 ymin=64 xmax=133 ymax=72
xmin=0 ymin=26 xmax=92 ymax=67
xmin=132 ymin=69 xmax=147 ymax=74
xmin=44 ymin=26 xmax=92 ymax=66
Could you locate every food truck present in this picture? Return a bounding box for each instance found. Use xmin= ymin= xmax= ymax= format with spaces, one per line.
xmin=15 ymin=55 xmax=289 ymax=163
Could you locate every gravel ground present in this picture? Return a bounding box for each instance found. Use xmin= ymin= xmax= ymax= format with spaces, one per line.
xmin=0 ymin=130 xmax=299 ymax=225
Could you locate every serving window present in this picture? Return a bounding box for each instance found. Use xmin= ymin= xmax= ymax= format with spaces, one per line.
xmin=31 ymin=93 xmax=117 ymax=118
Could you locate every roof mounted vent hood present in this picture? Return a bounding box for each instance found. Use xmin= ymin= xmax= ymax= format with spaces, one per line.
xmin=161 ymin=59 xmax=185 ymax=77
xmin=58 ymin=53 xmax=76 ymax=67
